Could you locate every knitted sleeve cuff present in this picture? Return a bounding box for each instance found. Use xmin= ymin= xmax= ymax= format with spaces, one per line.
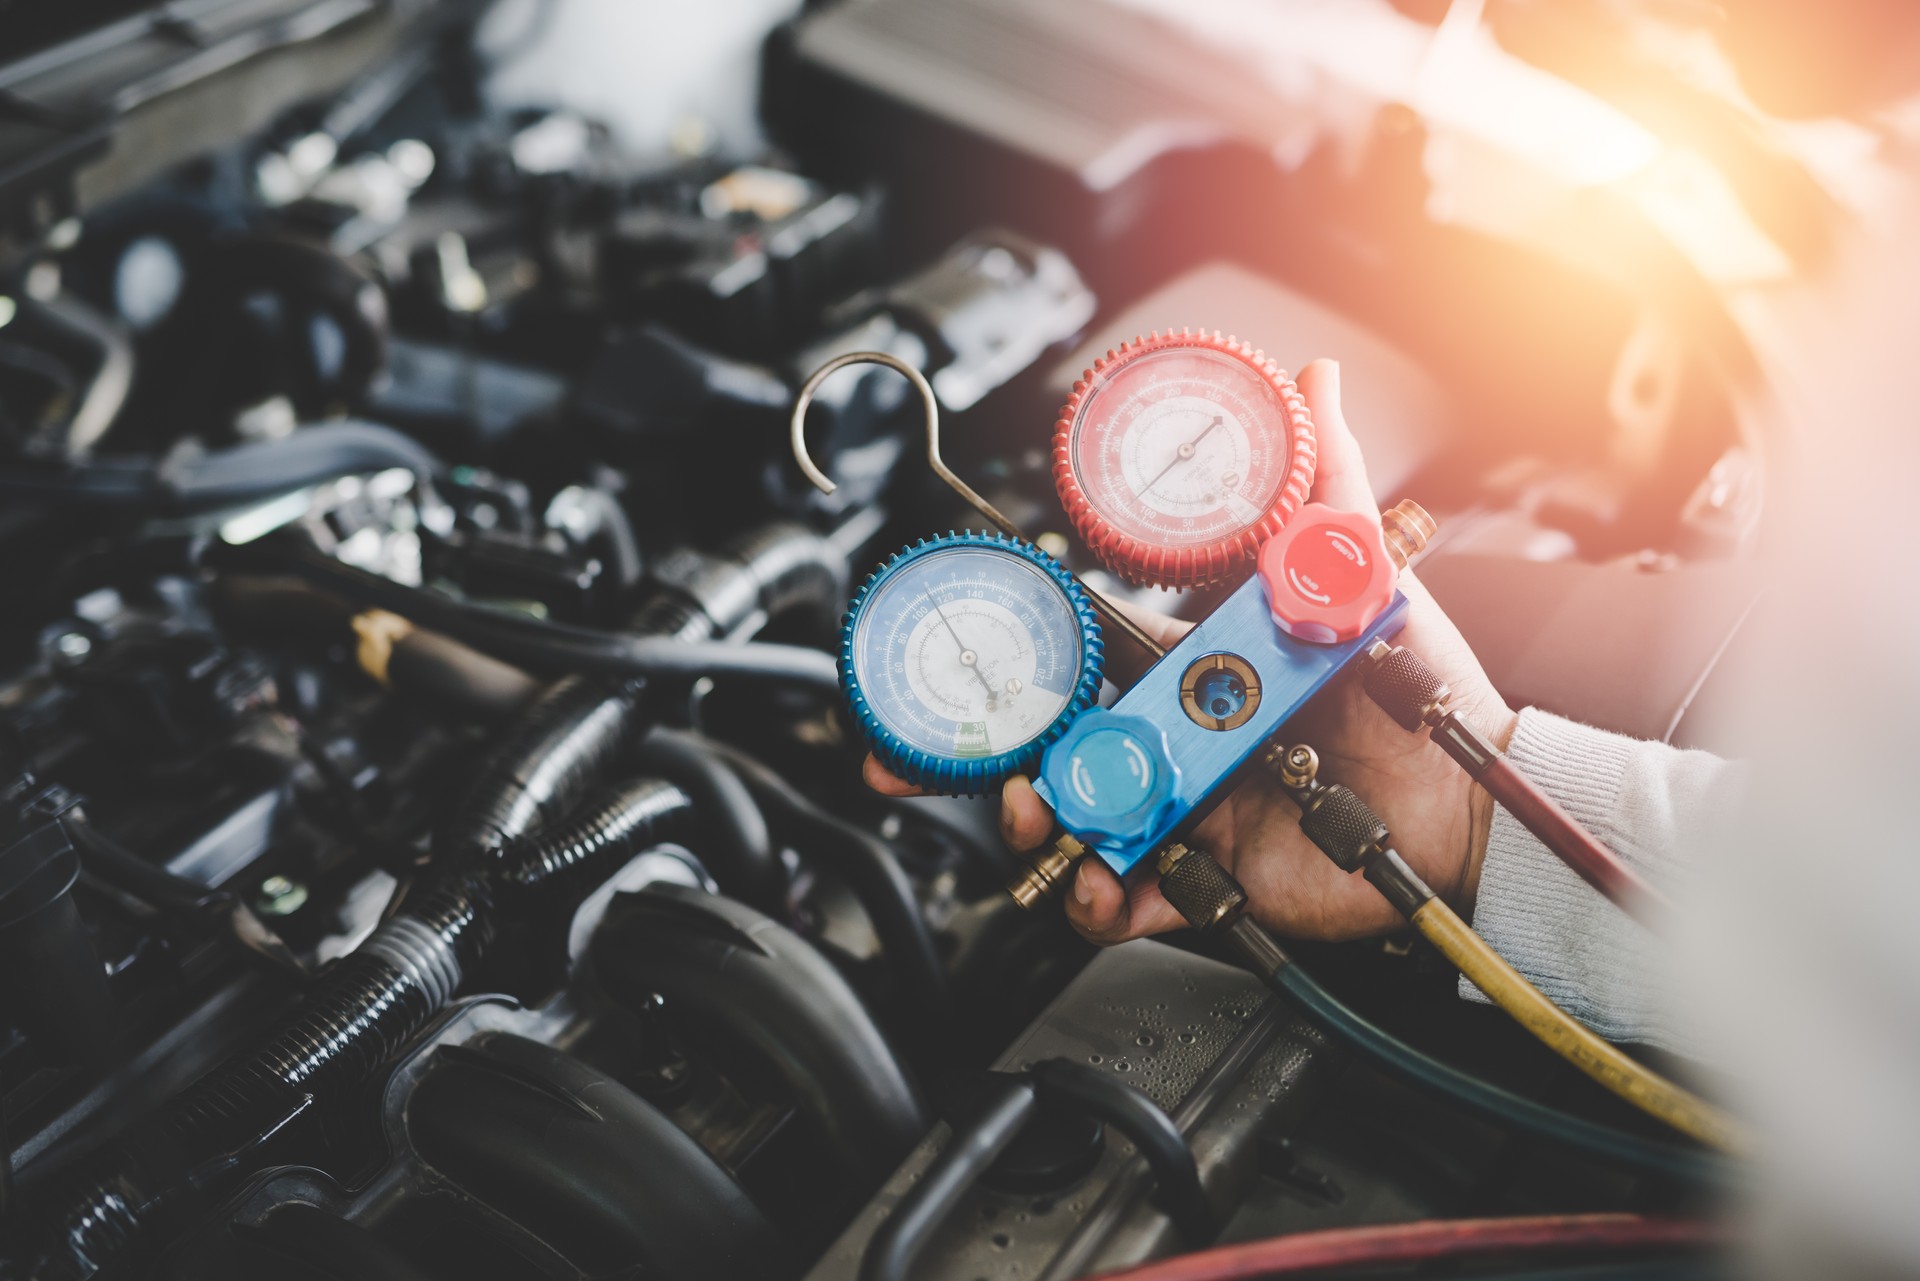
xmin=1457 ymin=708 xmax=1709 ymax=1053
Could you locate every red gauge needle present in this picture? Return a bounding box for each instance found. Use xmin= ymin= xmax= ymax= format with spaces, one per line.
xmin=1140 ymin=414 xmax=1222 ymax=497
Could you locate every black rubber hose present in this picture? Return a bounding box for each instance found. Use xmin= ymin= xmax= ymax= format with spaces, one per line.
xmin=67 ymin=812 xmax=230 ymax=916
xmin=631 ymin=729 xmax=785 ymax=911
xmin=590 ymin=885 xmax=928 ymax=1210
xmin=696 ymin=740 xmax=953 ymax=1034
xmin=474 ymin=623 xmax=841 ymax=693
xmin=409 ymin=1034 xmax=791 ymax=1281
xmin=496 ymin=777 xmax=696 ymax=903
xmin=30 ymin=874 xmax=493 ymax=1281
xmin=858 ymin=1076 xmax=1038 ymax=1281
xmin=720 ymin=520 xmax=846 ymax=632
xmin=1268 ymin=961 xmax=1728 ymax=1186
xmin=204 ymin=574 xmax=356 ymax=642
xmin=0 ymin=422 xmax=438 ymax=510
xmin=26 ymin=694 xmax=667 ymax=1278
xmin=1029 ymin=1058 xmax=1213 ymax=1241
xmin=437 ymin=674 xmax=643 ymax=859
xmin=218 ymin=581 xmax=779 ymax=906
xmin=215 ymin=545 xmax=843 ymax=695
xmin=385 ymin=626 xmax=544 ymax=724
xmin=209 ymin=574 xmax=544 ymax=724
xmin=625 ymin=520 xmax=845 ymax=642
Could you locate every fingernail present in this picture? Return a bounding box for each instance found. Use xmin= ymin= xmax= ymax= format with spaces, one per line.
xmin=1073 ymin=866 xmax=1092 ymax=905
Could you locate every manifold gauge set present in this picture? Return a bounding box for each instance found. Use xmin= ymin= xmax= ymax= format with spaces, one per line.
xmin=810 ymin=330 xmax=1427 ymax=893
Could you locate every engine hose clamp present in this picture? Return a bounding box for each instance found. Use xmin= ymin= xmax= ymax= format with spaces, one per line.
xmin=360 ymin=913 xmax=464 ymax=1009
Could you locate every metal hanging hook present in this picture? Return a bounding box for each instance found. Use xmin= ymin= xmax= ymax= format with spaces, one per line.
xmin=789 ymin=350 xmax=1022 ymax=539
xmin=790 ymin=349 xmax=1167 ymax=663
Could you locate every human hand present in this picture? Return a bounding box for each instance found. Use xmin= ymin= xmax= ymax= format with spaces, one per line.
xmin=864 ymin=359 xmax=1517 ymax=944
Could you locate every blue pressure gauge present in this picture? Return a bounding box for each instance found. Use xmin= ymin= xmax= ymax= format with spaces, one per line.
xmin=841 ymin=532 xmax=1104 ymax=795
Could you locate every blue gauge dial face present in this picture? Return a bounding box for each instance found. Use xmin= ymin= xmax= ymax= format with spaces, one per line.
xmin=852 ymin=546 xmax=1085 ymax=760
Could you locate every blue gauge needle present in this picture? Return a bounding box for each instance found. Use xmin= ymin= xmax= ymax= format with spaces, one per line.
xmin=1141 ymin=414 xmax=1222 ymax=498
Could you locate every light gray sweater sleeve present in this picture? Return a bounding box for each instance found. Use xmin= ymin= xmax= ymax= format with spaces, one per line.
xmin=1459 ymin=708 xmax=1740 ymax=1056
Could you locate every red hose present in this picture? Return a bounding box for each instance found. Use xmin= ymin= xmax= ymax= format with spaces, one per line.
xmin=1477 ymin=755 xmax=1675 ymax=923
xmin=1368 ymin=643 xmax=1677 ymax=926
xmin=1085 ymin=1213 xmax=1723 ymax=1281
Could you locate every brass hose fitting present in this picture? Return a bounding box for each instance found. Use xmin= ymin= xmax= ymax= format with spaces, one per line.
xmin=1262 ymin=742 xmax=1320 ymax=795
xmin=1380 ymin=499 xmax=1436 ymax=571
xmin=1006 ymin=833 xmax=1084 ymax=909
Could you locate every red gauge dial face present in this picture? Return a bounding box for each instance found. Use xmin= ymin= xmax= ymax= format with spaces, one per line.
xmin=1069 ymin=347 xmax=1296 ymax=550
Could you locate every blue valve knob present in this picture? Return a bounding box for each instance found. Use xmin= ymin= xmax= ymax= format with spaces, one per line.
xmin=1041 ymin=709 xmax=1181 ymax=869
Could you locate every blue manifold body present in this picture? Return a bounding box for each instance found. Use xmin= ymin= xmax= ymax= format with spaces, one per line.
xmin=1036 ymin=576 xmax=1409 ymax=877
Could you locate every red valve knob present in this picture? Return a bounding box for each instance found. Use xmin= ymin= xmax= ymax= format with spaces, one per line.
xmin=1257 ymin=503 xmax=1397 ymax=644
xmin=1052 ymin=330 xmax=1316 ymax=590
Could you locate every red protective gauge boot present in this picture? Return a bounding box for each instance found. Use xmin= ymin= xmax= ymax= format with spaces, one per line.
xmin=1052 ymin=329 xmax=1316 ymax=589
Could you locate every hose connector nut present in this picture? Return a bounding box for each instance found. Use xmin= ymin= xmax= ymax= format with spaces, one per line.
xmin=1298 ymin=784 xmax=1389 ymax=872
xmin=1361 ymin=642 xmax=1451 ymax=733
xmin=1157 ymin=844 xmax=1247 ymax=931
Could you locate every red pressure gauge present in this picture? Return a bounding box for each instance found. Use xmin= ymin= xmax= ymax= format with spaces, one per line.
xmin=1052 ymin=330 xmax=1316 ymax=589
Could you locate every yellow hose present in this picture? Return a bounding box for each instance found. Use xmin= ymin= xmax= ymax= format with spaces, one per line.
xmin=1410 ymin=899 xmax=1748 ymax=1153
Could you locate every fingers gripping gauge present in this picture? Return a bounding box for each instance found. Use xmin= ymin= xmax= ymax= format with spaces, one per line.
xmin=841 ymin=532 xmax=1105 ymax=795
xmin=1053 ymin=330 xmax=1317 ymax=589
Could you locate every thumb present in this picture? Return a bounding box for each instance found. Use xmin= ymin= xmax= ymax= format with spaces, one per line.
xmin=1296 ymin=359 xmax=1378 ymax=518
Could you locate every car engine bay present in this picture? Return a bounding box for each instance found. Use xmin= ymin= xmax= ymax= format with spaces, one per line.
xmin=0 ymin=0 xmax=1836 ymax=1276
